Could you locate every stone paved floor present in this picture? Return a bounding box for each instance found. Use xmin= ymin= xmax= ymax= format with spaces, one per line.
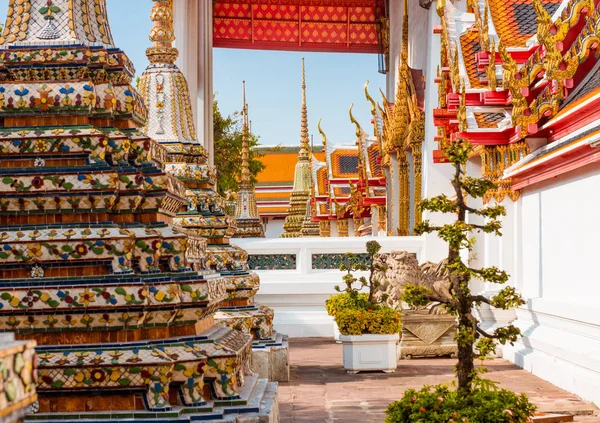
xmin=278 ymin=338 xmax=599 ymax=423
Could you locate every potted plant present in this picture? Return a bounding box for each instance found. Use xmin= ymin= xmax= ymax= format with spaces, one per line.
xmin=325 ymin=291 xmax=370 ymax=343
xmin=385 ymin=140 xmax=535 ymax=421
xmin=329 ymin=241 xmax=402 ymax=373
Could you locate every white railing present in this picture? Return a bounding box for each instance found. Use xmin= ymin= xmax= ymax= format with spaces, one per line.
xmin=234 ymin=236 xmax=424 ymax=337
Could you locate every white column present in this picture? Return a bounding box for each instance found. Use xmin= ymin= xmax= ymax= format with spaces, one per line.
xmin=421 ymin=3 xmax=455 ymax=263
xmin=174 ymin=0 xmax=214 ymax=166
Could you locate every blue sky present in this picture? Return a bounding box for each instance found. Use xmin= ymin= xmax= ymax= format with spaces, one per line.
xmin=0 ymin=0 xmax=386 ymax=147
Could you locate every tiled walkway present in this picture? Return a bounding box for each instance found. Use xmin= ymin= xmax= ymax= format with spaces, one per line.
xmin=278 ymin=338 xmax=599 ymax=423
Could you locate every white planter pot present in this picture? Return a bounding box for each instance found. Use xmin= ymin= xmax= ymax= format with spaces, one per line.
xmin=333 ymin=322 xmax=342 ymax=343
xmin=339 ymin=333 xmax=400 ymax=374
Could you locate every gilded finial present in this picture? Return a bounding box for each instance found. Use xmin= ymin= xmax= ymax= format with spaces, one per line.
xmin=318 ymin=119 xmax=327 ymax=148
xmin=240 ymin=80 xmax=251 ymax=188
xmin=349 ymin=104 xmax=362 ymax=140
xmin=365 ymin=81 xmax=377 ymax=117
xmin=402 ymin=0 xmax=409 ymax=61
xmin=299 ymin=58 xmax=311 ymax=161
xmin=147 ymin=0 xmax=179 ymax=64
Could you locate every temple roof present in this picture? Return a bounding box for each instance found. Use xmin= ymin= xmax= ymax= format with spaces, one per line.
xmin=488 ymin=0 xmax=562 ymax=48
xmin=213 ymin=0 xmax=385 ymax=53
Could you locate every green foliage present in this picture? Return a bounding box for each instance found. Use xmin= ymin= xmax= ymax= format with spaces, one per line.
xmin=213 ymin=97 xmax=265 ymax=196
xmin=335 ymin=307 xmax=401 ymax=336
xmin=335 ymin=241 xmax=382 ymax=304
xmin=401 ymin=138 xmax=527 ymax=394
xmin=325 ymin=292 xmax=370 ymax=317
xmin=385 ymin=384 xmax=536 ymax=423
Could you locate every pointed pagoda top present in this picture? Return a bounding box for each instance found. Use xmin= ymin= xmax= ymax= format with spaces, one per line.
xmin=240 ymin=80 xmax=252 ymax=189
xmin=147 ymin=0 xmax=179 ymax=65
xmin=401 ymin=0 xmax=409 ymax=61
xmin=298 ymin=58 xmax=311 ymax=162
xmin=139 ymin=0 xmax=201 ymax=149
xmin=0 ymin=0 xmax=116 ymax=48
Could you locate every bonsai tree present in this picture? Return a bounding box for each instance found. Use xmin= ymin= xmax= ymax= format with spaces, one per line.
xmin=327 ymin=241 xmax=401 ymax=337
xmin=335 ymin=240 xmax=383 ymax=303
xmin=404 ymin=139 xmax=525 ymax=392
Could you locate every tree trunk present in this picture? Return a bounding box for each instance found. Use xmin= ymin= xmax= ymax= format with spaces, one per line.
xmin=456 ymin=308 xmax=475 ymax=394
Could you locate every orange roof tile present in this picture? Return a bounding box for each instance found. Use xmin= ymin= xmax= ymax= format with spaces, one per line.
xmin=460 ymin=28 xmax=486 ymax=89
xmin=256 ymin=148 xmax=325 ymax=186
xmin=488 ymin=0 xmax=562 ymax=48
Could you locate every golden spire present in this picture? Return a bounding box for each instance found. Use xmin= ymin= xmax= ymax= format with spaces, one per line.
xmin=402 ymin=0 xmax=409 ymax=61
xmin=240 ymin=80 xmax=251 ymax=189
xmin=147 ymin=0 xmax=178 ymax=64
xmin=299 ymin=58 xmax=311 ymax=161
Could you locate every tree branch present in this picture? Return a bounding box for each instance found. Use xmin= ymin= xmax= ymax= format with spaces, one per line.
xmin=476 ymin=326 xmax=497 ymax=339
xmin=470 ymin=295 xmax=492 ymax=305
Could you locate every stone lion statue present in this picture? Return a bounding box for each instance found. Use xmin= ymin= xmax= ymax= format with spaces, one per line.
xmin=373 ymin=251 xmax=452 ymax=313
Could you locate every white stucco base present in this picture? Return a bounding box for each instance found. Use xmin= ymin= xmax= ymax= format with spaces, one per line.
xmin=504 ymin=302 xmax=600 ymax=407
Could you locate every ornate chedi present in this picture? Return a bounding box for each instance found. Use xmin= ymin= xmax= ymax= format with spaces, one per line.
xmin=233 ymin=81 xmax=265 ymax=239
xmin=0 ymin=0 xmax=277 ymax=420
xmin=281 ymin=58 xmax=312 ymax=238
xmin=140 ymin=0 xmax=286 ymax=382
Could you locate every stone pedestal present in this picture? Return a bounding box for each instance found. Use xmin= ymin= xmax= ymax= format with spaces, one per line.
xmin=251 ymin=333 xmax=290 ymax=383
xmin=399 ymin=310 xmax=458 ymax=359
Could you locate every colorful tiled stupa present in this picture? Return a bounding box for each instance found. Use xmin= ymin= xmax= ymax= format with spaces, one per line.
xmin=232 ymin=81 xmax=265 ymax=239
xmin=139 ymin=0 xmax=286 ymax=382
xmin=0 ymin=0 xmax=277 ymax=420
xmin=281 ymin=58 xmax=312 ymax=238
xmin=0 ymin=334 xmax=36 ymax=423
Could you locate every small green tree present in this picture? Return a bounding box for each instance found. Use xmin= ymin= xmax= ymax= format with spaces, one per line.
xmin=335 ymin=240 xmax=382 ymax=303
xmin=213 ymin=97 xmax=265 ymax=196
xmin=404 ymin=139 xmax=525 ymax=395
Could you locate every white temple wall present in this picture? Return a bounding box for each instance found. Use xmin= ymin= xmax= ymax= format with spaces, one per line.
xmin=421 ymin=5 xmax=455 ymax=263
xmin=236 ymin=237 xmax=424 ymax=337
xmin=263 ymin=218 xmax=285 ymax=238
xmin=504 ymin=163 xmax=600 ymax=406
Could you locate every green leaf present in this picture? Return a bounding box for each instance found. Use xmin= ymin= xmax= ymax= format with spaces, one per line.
xmin=61 ymin=245 xmax=73 ymax=253
xmin=2 ymin=177 xmax=13 ymax=184
xmin=51 ymin=380 xmax=65 ymax=389
xmin=118 ymin=378 xmax=131 ymax=386
xmin=181 ymin=284 xmax=193 ymax=293
xmin=64 ymin=368 xmax=76 ymax=376
xmin=129 ymin=366 xmax=142 ymax=374
xmin=62 ymin=182 xmax=74 ymax=190
xmin=39 ymin=6 xmax=49 ymax=14
xmin=115 ymin=287 xmax=126 ymax=295
xmin=49 ymin=5 xmax=60 ymax=12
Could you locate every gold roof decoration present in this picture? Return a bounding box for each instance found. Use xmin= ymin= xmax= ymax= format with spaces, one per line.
xmin=381 ymin=0 xmax=411 ymax=153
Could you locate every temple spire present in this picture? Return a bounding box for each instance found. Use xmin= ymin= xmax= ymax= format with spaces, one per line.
xmin=402 ymin=0 xmax=409 ymax=61
xmin=299 ymin=58 xmax=311 ymax=161
xmin=241 ymin=81 xmax=251 ymax=189
xmin=147 ymin=0 xmax=179 ymax=64
xmin=281 ymin=59 xmax=313 ymax=237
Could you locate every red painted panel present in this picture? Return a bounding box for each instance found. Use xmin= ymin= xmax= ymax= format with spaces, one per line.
xmin=302 ymin=22 xmax=347 ymax=44
xmin=255 ymin=20 xmax=299 ymax=43
xmin=214 ymin=3 xmax=252 ymax=18
xmin=301 ymin=6 xmax=347 ymax=22
xmin=253 ymin=4 xmax=299 ymax=20
xmin=349 ymin=6 xmax=376 ymax=23
xmin=349 ymin=23 xmax=378 ymax=45
xmin=214 ymin=18 xmax=253 ymax=42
